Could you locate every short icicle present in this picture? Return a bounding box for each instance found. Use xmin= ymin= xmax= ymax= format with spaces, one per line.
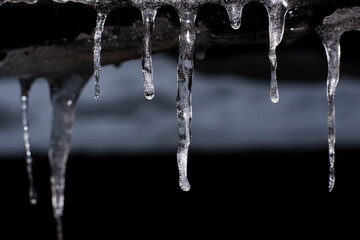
xmin=322 ymin=39 xmax=341 ymax=192
xmin=176 ymin=9 xmax=197 ymax=191
xmin=93 ymin=11 xmax=108 ymax=99
xmin=223 ymin=0 xmax=246 ymax=30
xmin=47 ymin=74 xmax=88 ymax=240
xmin=141 ymin=8 xmax=157 ymax=100
xmin=264 ymin=0 xmax=289 ymax=103
xmin=19 ymin=75 xmax=38 ymax=205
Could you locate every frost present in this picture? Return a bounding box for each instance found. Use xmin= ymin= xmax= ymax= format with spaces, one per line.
xmin=19 ymin=76 xmax=38 ymax=205
xmin=317 ymin=7 xmax=360 ymax=192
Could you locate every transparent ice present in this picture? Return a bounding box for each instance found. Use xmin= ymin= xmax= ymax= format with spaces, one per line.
xmin=19 ymin=76 xmax=38 ymax=205
xmin=93 ymin=11 xmax=108 ymax=99
xmin=141 ymin=8 xmax=157 ymax=100
xmin=317 ymin=6 xmax=360 ymax=192
xmin=47 ymin=74 xmax=87 ymax=239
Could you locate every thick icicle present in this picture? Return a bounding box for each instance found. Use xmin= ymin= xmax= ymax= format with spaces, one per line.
xmin=176 ymin=9 xmax=197 ymax=191
xmin=223 ymin=0 xmax=246 ymax=30
xmin=19 ymin=76 xmax=37 ymax=205
xmin=323 ymin=40 xmax=340 ymax=192
xmin=141 ymin=8 xmax=157 ymax=100
xmin=47 ymin=74 xmax=87 ymax=240
xmin=93 ymin=11 xmax=108 ymax=99
xmin=264 ymin=0 xmax=289 ymax=103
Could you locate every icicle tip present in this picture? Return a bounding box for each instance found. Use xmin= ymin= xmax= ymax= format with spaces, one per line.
xmin=144 ymin=91 xmax=155 ymax=100
xmin=179 ymin=177 xmax=190 ymax=192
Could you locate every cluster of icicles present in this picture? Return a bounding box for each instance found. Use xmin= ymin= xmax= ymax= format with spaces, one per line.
xmin=1 ymin=0 xmax=359 ymax=239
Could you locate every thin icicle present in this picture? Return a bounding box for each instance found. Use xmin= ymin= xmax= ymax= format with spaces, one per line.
xmin=323 ymin=39 xmax=340 ymax=192
xmin=316 ymin=7 xmax=360 ymax=192
xmin=264 ymin=0 xmax=289 ymax=103
xmin=176 ymin=9 xmax=197 ymax=192
xmin=141 ymin=8 xmax=157 ymax=100
xmin=47 ymin=74 xmax=87 ymax=240
xmin=19 ymin=76 xmax=37 ymax=205
xmin=223 ymin=0 xmax=246 ymax=30
xmin=93 ymin=11 xmax=108 ymax=99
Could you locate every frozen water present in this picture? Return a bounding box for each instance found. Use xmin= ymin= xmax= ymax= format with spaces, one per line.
xmin=93 ymin=12 xmax=108 ymax=99
xmin=223 ymin=0 xmax=246 ymax=30
xmin=264 ymin=0 xmax=289 ymax=103
xmin=47 ymin=74 xmax=87 ymax=239
xmin=19 ymin=75 xmax=38 ymax=205
xmin=176 ymin=9 xmax=197 ymax=191
xmin=323 ymin=39 xmax=340 ymax=192
xmin=317 ymin=7 xmax=360 ymax=192
xmin=0 ymin=0 xmax=37 ymax=5
xmin=141 ymin=8 xmax=157 ymax=100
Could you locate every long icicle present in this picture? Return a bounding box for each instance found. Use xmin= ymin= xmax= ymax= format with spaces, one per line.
xmin=93 ymin=11 xmax=108 ymax=99
xmin=47 ymin=74 xmax=87 ymax=240
xmin=323 ymin=39 xmax=340 ymax=192
xmin=176 ymin=9 xmax=197 ymax=191
xmin=264 ymin=0 xmax=289 ymax=103
xmin=141 ymin=8 xmax=157 ymax=100
xmin=19 ymin=75 xmax=38 ymax=205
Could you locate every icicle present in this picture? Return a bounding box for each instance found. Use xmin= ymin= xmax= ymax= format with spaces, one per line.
xmin=316 ymin=7 xmax=360 ymax=192
xmin=223 ymin=0 xmax=246 ymax=30
xmin=47 ymin=74 xmax=87 ymax=240
xmin=141 ymin=8 xmax=157 ymax=100
xmin=264 ymin=0 xmax=289 ymax=103
xmin=93 ymin=11 xmax=108 ymax=99
xmin=19 ymin=76 xmax=37 ymax=205
xmin=176 ymin=9 xmax=197 ymax=192
xmin=323 ymin=39 xmax=340 ymax=192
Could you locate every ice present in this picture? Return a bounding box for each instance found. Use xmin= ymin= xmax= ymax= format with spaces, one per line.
xmin=0 ymin=0 xmax=37 ymax=5
xmin=93 ymin=11 xmax=108 ymax=99
xmin=323 ymin=39 xmax=340 ymax=192
xmin=47 ymin=74 xmax=87 ymax=240
xmin=223 ymin=0 xmax=246 ymax=30
xmin=317 ymin=7 xmax=360 ymax=191
xmin=176 ymin=9 xmax=197 ymax=191
xmin=19 ymin=76 xmax=38 ymax=205
xmin=141 ymin=8 xmax=157 ymax=100
xmin=264 ymin=0 xmax=289 ymax=103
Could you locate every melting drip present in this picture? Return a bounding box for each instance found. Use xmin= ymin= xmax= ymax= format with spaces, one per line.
xmin=322 ymin=40 xmax=340 ymax=192
xmin=176 ymin=10 xmax=197 ymax=191
xmin=93 ymin=11 xmax=108 ymax=99
xmin=141 ymin=8 xmax=157 ymax=100
xmin=223 ymin=1 xmax=246 ymax=30
xmin=264 ymin=1 xmax=289 ymax=103
xmin=47 ymin=74 xmax=87 ymax=240
xmin=19 ymin=76 xmax=38 ymax=205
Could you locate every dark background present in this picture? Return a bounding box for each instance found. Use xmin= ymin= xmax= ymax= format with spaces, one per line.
xmin=1 ymin=1 xmax=360 ymax=239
